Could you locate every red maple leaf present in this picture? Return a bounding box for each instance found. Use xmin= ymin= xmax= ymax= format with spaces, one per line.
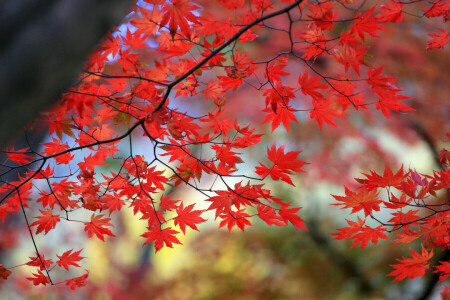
xmin=435 ymin=261 xmax=450 ymax=281
xmin=160 ymin=0 xmax=199 ymax=37
xmin=331 ymin=216 xmax=365 ymax=240
xmin=332 ymin=186 xmax=382 ymax=217
xmin=27 ymin=254 xmax=54 ymax=271
xmin=159 ymin=195 xmax=179 ymax=211
xmin=262 ymin=104 xmax=298 ymax=133
xmin=207 ymin=190 xmax=235 ymax=218
xmin=7 ymin=147 xmax=34 ymax=164
xmin=350 ymin=225 xmax=388 ymax=250
xmin=422 ymin=1 xmax=450 ymax=18
xmin=362 ymin=165 xmax=407 ymax=188
xmin=84 ymin=214 xmax=115 ymax=241
xmin=309 ymin=97 xmax=349 ymax=129
xmin=427 ymin=28 xmax=450 ymax=50
xmin=255 ymin=143 xmax=306 ymax=186
xmin=173 ymin=203 xmax=206 ymax=234
xmin=0 ymin=264 xmax=12 ymax=280
xmin=56 ymin=249 xmax=85 ymax=271
xmin=30 ymin=209 xmax=60 ymax=235
xmin=279 ymin=205 xmax=307 ymax=231
xmin=298 ymin=71 xmax=327 ymax=100
xmin=27 ymin=270 xmax=50 ymax=286
xmin=142 ymin=225 xmax=182 ymax=253
xmin=219 ymin=209 xmax=252 ymax=232
xmin=121 ymin=28 xmax=147 ymax=49
xmin=131 ymin=7 xmax=163 ymax=37
xmin=375 ymin=0 xmax=404 ymax=23
xmin=388 ymin=245 xmax=433 ymax=282
xmin=66 ymin=271 xmax=89 ymax=290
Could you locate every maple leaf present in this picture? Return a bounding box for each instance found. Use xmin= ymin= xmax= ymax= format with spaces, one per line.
xmin=207 ymin=190 xmax=235 ymax=218
xmin=279 ymin=205 xmax=307 ymax=231
xmin=142 ymin=225 xmax=182 ymax=253
xmin=0 ymin=264 xmax=12 ymax=280
xmin=27 ymin=270 xmax=50 ymax=286
xmin=102 ymin=193 xmax=125 ymax=215
xmin=160 ymin=0 xmax=199 ymax=37
xmin=219 ymin=210 xmax=252 ymax=232
xmin=375 ymin=0 xmax=404 ymax=24
xmin=435 ymin=261 xmax=450 ymax=281
xmin=331 ymin=216 xmax=365 ymax=240
xmin=332 ymin=186 xmax=382 ymax=217
xmin=255 ymin=143 xmax=306 ymax=186
xmin=30 ymin=209 xmax=60 ymax=235
xmin=333 ymin=45 xmax=367 ymax=75
xmin=262 ymin=104 xmax=298 ymax=133
xmin=427 ymin=28 xmax=450 ymax=50
xmin=173 ymin=203 xmax=206 ymax=234
xmin=309 ymin=97 xmax=349 ymax=129
xmin=7 ymin=147 xmax=34 ymax=164
xmin=350 ymin=225 xmax=388 ymax=250
xmin=159 ymin=194 xmax=180 ymax=211
xmin=362 ymin=165 xmax=406 ymax=189
xmin=298 ymin=71 xmax=327 ymax=100
xmin=84 ymin=214 xmax=115 ymax=241
xmin=202 ymin=80 xmax=224 ymax=101
xmin=131 ymin=7 xmax=163 ymax=37
xmin=351 ymin=7 xmax=384 ymax=41
xmin=27 ymin=254 xmax=54 ymax=271
xmin=66 ymin=271 xmax=89 ymax=290
xmin=388 ymin=210 xmax=420 ymax=230
xmin=388 ymin=245 xmax=433 ymax=282
xmin=422 ymin=1 xmax=450 ymax=18
xmin=0 ymin=204 xmax=14 ymax=222
xmin=121 ymin=28 xmax=147 ymax=49
xmin=41 ymin=137 xmax=74 ymax=165
xmin=56 ymin=249 xmax=85 ymax=271
xmin=257 ymin=205 xmax=285 ymax=226
xmin=393 ymin=229 xmax=422 ymax=245
xmin=374 ymin=89 xmax=414 ymax=118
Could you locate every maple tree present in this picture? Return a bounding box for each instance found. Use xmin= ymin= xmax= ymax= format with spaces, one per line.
xmin=0 ymin=0 xmax=449 ymax=297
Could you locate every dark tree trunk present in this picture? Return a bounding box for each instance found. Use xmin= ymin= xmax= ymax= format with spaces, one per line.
xmin=0 ymin=0 xmax=135 ymax=148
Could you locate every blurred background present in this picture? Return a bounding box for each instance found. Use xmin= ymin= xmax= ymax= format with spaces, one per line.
xmin=0 ymin=0 xmax=449 ymax=299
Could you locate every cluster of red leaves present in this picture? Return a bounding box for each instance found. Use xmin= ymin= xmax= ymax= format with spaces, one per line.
xmin=0 ymin=0 xmax=449 ymax=290
xmin=332 ymin=154 xmax=450 ymax=282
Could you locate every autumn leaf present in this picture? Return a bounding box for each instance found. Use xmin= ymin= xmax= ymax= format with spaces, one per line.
xmin=375 ymin=0 xmax=404 ymax=24
xmin=56 ymin=249 xmax=85 ymax=271
xmin=309 ymin=97 xmax=349 ymax=129
xmin=27 ymin=270 xmax=50 ymax=286
xmin=219 ymin=209 xmax=252 ymax=232
xmin=173 ymin=203 xmax=206 ymax=234
xmin=435 ymin=261 xmax=450 ymax=281
xmin=7 ymin=147 xmax=34 ymax=164
xmin=298 ymin=71 xmax=327 ymax=100
xmin=388 ymin=245 xmax=433 ymax=282
xmin=0 ymin=264 xmax=12 ymax=280
xmin=84 ymin=214 xmax=115 ymax=241
xmin=331 ymin=216 xmax=365 ymax=240
xmin=207 ymin=190 xmax=235 ymax=218
xmin=255 ymin=143 xmax=306 ymax=186
xmin=427 ymin=28 xmax=450 ymax=50
xmin=66 ymin=271 xmax=89 ymax=290
xmin=30 ymin=209 xmax=60 ymax=235
xmin=27 ymin=254 xmax=54 ymax=271
xmin=332 ymin=186 xmax=382 ymax=217
xmin=279 ymin=205 xmax=307 ymax=231
xmin=350 ymin=225 xmax=388 ymax=250
xmin=160 ymin=0 xmax=199 ymax=37
xmin=142 ymin=225 xmax=182 ymax=253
